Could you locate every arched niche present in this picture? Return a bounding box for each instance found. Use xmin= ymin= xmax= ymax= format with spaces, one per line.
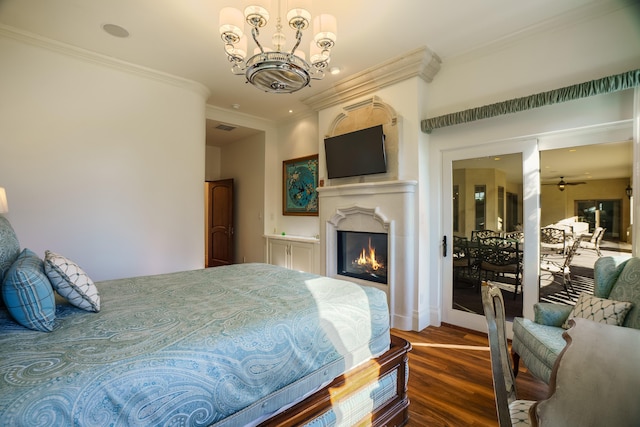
xmin=325 ymin=96 xmax=399 ymax=183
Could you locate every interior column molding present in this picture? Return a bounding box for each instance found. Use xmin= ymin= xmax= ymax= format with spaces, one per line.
xmin=421 ymin=69 xmax=640 ymax=133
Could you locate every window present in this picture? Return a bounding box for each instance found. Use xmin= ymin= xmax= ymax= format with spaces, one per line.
xmin=576 ymin=199 xmax=621 ymax=238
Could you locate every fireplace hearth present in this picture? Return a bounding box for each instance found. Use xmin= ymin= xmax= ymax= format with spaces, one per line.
xmin=337 ymin=230 xmax=388 ymax=284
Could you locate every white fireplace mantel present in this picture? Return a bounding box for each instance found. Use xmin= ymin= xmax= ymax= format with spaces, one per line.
xmin=317 ymin=180 xmax=417 ymax=198
xmin=318 ymin=180 xmax=418 ymax=330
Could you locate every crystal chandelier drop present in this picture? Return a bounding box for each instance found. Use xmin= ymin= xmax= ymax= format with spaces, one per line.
xmin=219 ymin=1 xmax=337 ymax=94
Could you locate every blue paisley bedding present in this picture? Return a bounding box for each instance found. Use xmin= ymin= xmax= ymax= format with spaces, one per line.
xmin=0 ymin=263 xmax=390 ymax=426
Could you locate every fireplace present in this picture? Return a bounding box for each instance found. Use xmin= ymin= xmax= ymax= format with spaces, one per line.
xmin=320 ymin=181 xmax=418 ymax=330
xmin=337 ymin=230 xmax=388 ymax=284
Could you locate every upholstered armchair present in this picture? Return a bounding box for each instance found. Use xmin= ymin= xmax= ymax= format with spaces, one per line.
xmin=512 ymin=255 xmax=640 ymax=384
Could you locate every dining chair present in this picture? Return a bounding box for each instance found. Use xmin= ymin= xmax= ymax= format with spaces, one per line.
xmin=471 ymin=229 xmax=500 ymax=241
xmin=453 ymin=236 xmax=472 ymax=282
xmin=504 ymin=231 xmax=524 ymax=242
xmin=540 ymin=227 xmax=566 ymax=257
xmin=481 ymin=282 xmax=535 ymax=426
xmin=539 ymin=236 xmax=583 ymax=298
xmin=478 ymin=237 xmax=522 ymax=298
xmin=579 ymin=226 xmax=606 ymax=256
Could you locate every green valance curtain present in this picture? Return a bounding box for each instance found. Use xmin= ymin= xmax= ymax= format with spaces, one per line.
xmin=421 ymin=69 xmax=640 ymax=133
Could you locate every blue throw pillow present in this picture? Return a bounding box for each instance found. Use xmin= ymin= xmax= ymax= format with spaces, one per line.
xmin=2 ymin=248 xmax=56 ymax=332
xmin=0 ymin=216 xmax=20 ymax=284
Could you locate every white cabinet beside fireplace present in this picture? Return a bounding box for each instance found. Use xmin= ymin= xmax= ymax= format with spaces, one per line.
xmin=265 ymin=235 xmax=320 ymax=274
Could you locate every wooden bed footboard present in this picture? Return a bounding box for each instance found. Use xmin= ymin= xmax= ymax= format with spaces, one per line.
xmin=260 ymin=334 xmax=412 ymax=427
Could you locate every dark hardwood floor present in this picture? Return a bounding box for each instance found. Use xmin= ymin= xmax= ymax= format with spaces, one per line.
xmin=392 ymin=324 xmax=548 ymax=426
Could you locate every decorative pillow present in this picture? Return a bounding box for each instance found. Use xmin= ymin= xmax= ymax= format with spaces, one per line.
xmin=2 ymin=248 xmax=56 ymax=332
xmin=44 ymin=250 xmax=100 ymax=312
xmin=562 ymin=292 xmax=633 ymax=329
xmin=0 ymin=216 xmax=20 ymax=284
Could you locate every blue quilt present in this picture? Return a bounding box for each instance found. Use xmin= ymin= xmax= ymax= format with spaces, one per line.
xmin=0 ymin=263 xmax=390 ymax=426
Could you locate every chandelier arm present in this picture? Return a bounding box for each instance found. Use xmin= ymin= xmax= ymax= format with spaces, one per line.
xmin=290 ymin=28 xmax=303 ymax=55
xmin=251 ymin=26 xmax=265 ymax=54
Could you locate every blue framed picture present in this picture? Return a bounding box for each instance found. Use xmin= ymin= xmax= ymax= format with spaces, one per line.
xmin=283 ymin=155 xmax=319 ymax=216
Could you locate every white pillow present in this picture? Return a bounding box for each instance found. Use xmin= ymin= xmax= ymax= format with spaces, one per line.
xmin=562 ymin=292 xmax=632 ymax=329
xmin=44 ymin=250 xmax=100 ymax=312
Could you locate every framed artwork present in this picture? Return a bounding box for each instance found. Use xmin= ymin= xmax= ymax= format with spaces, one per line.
xmin=283 ymin=154 xmax=319 ymax=216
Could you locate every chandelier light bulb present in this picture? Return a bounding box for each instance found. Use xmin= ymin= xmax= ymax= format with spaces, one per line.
xmin=287 ymin=8 xmax=311 ymax=30
xmin=244 ymin=5 xmax=270 ymax=27
xmin=287 ymin=0 xmax=312 ymax=28
xmin=313 ymin=14 xmax=337 ymax=48
xmin=219 ymin=7 xmax=244 ymax=43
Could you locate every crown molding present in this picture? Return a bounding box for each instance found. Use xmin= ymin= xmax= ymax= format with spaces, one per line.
xmin=0 ymin=24 xmax=210 ymax=100
xmin=301 ymin=47 xmax=441 ymax=113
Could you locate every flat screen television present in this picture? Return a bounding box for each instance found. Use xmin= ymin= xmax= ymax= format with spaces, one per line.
xmin=324 ymin=125 xmax=387 ymax=179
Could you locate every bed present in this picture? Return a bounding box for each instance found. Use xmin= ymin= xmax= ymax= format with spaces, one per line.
xmin=0 ymin=217 xmax=410 ymax=426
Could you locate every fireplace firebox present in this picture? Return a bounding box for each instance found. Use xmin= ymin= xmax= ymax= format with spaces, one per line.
xmin=337 ymin=231 xmax=388 ymax=284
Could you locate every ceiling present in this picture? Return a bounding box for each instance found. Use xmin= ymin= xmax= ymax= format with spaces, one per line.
xmin=454 ymin=140 xmax=634 ymax=183
xmin=1 ymin=0 xmax=630 ymax=148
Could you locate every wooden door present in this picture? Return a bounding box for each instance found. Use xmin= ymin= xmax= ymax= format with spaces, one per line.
xmin=205 ymin=179 xmax=234 ymax=267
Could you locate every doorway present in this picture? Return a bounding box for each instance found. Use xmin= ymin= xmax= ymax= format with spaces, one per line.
xmin=442 ymin=139 xmax=540 ymax=332
xmin=205 ymin=179 xmax=234 ymax=267
xmin=575 ymin=199 xmax=622 ymax=239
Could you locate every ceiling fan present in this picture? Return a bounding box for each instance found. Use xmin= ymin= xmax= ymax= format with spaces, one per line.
xmin=542 ymin=176 xmax=587 ymax=191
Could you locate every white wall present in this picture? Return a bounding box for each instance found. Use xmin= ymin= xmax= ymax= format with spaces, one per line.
xmin=205 ymin=145 xmax=221 ymax=181
xmin=0 ymin=34 xmax=209 ymax=281
xmin=428 ymin=5 xmax=640 ymax=118
xmin=220 ymin=133 xmax=265 ymax=263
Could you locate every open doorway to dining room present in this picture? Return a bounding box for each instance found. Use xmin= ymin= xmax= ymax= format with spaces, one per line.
xmin=445 ymin=139 xmax=634 ymax=327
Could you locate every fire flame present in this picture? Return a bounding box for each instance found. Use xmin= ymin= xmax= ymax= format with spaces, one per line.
xmin=355 ymin=238 xmax=383 ymax=270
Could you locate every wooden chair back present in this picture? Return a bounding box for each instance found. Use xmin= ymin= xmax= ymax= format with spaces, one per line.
xmin=481 ymin=282 xmax=518 ymax=427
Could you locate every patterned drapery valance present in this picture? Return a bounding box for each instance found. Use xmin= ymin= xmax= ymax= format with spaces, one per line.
xmin=421 ymin=69 xmax=640 ymax=133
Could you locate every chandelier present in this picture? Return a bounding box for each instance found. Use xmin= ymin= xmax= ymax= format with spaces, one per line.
xmin=219 ymin=1 xmax=337 ymax=93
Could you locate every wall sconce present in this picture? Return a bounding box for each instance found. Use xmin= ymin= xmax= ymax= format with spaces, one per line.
xmin=0 ymin=187 xmax=8 ymax=214
xmin=626 ymin=183 xmax=633 ymax=199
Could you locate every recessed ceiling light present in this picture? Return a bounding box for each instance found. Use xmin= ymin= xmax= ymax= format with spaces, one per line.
xmin=329 ymin=67 xmax=341 ymax=75
xmin=102 ymin=24 xmax=129 ymax=38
